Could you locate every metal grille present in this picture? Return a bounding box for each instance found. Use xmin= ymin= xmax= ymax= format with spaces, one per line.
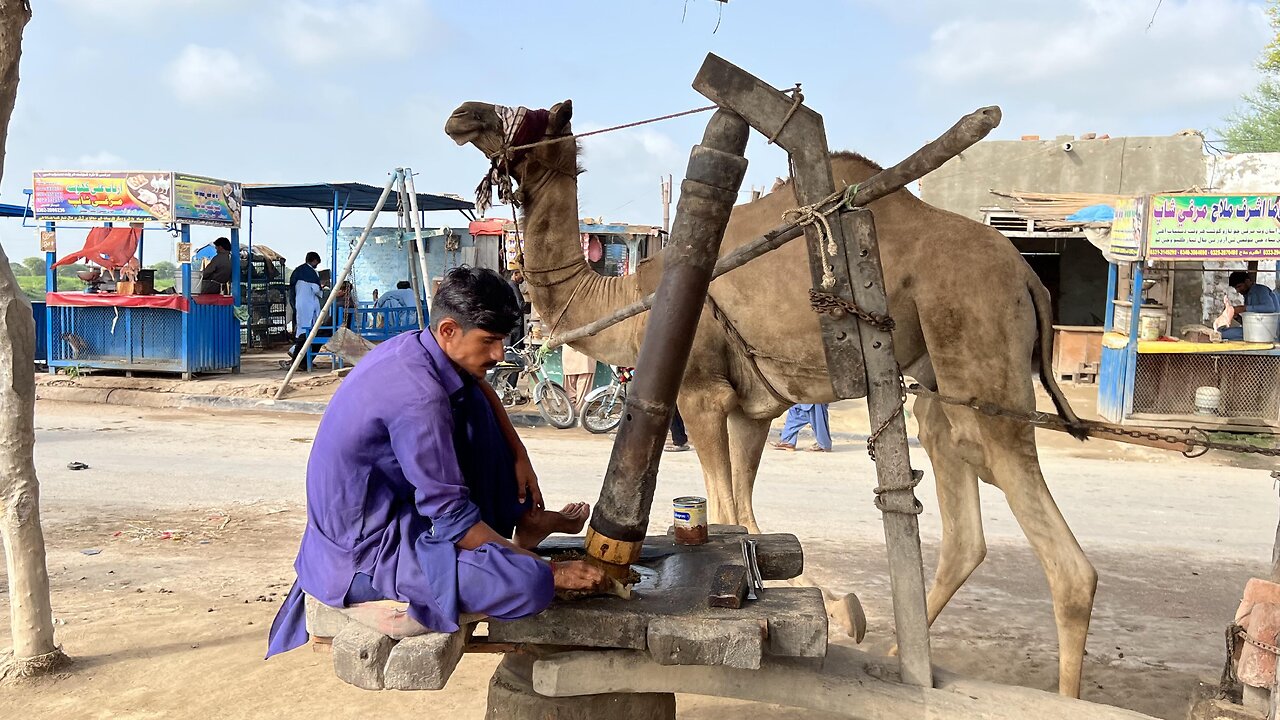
xmin=1133 ymin=353 xmax=1280 ymax=421
xmin=48 ymin=305 xmax=184 ymax=370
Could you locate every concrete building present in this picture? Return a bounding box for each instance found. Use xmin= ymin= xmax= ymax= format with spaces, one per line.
xmin=921 ymin=133 xmax=1279 ymax=332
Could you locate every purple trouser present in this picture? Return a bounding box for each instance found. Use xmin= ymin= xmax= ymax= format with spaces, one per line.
xmin=345 ymin=541 xmax=553 ymax=621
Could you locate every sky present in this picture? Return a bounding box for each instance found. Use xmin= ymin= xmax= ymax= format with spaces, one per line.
xmin=0 ymin=0 xmax=1273 ymax=267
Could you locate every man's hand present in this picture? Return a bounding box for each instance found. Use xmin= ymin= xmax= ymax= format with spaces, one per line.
xmin=551 ymin=560 xmax=608 ymax=593
xmin=515 ymin=452 xmax=544 ymax=510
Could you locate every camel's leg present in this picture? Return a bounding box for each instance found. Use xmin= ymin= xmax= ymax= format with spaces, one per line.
xmin=725 ymin=408 xmax=771 ymax=533
xmin=914 ymin=397 xmax=987 ymax=627
xmin=980 ymin=420 xmax=1096 ymax=698
xmin=679 ymin=391 xmax=736 ymax=525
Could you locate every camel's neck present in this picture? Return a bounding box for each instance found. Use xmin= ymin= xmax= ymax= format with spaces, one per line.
xmin=518 ymin=169 xmax=649 ymax=366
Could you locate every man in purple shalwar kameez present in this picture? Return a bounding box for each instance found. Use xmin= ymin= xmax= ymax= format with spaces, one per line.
xmin=267 ymin=267 xmax=604 ymax=657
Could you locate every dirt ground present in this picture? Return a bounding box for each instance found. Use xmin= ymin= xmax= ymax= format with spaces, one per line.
xmin=1 ymin=399 xmax=1276 ymax=719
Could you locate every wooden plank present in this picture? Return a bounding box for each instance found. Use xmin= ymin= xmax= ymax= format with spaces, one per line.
xmin=842 ymin=209 xmax=933 ymax=689
xmin=692 ymin=52 xmax=867 ymax=399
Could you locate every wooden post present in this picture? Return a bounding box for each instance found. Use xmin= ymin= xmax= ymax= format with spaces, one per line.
xmin=842 ymin=209 xmax=933 ymax=687
xmin=692 ymin=52 xmax=932 ymax=686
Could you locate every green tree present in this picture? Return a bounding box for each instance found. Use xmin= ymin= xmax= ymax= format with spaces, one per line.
xmin=9 ymin=262 xmax=27 ymax=276
xmin=20 ymin=256 xmax=43 ymax=275
xmin=55 ymin=262 xmax=88 ymax=279
xmin=1223 ymin=2 xmax=1280 ymax=151
xmin=148 ymin=260 xmax=176 ymax=276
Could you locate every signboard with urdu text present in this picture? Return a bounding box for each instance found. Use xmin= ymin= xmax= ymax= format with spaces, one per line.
xmin=173 ymin=173 xmax=243 ymax=227
xmin=1146 ymin=193 xmax=1280 ymax=261
xmin=32 ymin=171 xmax=173 ymax=222
xmin=1108 ymin=196 xmax=1145 ymax=260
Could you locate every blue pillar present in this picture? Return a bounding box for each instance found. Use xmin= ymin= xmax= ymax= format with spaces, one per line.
xmin=180 ymin=224 xmax=192 ymax=299
xmin=1103 ymin=262 xmax=1117 ymax=330
xmin=180 ymin=223 xmax=192 ymax=375
xmin=43 ymin=220 xmax=56 ymax=293
xmin=1122 ymin=263 xmax=1144 ymax=417
xmin=44 ymin=221 xmax=56 ymax=375
xmin=230 ymin=227 xmax=242 ymax=305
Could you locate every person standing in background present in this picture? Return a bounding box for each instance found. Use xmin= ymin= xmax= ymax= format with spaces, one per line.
xmin=772 ymin=403 xmax=832 ymax=452
xmin=288 ymin=252 xmax=323 ymax=335
xmin=561 ymin=344 xmax=596 ymax=411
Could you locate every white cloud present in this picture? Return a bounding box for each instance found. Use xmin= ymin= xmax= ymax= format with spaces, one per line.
xmin=165 ymin=45 xmax=266 ymax=106
xmin=576 ymin=127 xmax=686 ymax=223
xmin=910 ymin=0 xmax=1269 ymax=116
xmin=74 ymin=151 xmax=126 ymax=169
xmin=273 ymin=0 xmax=431 ymax=66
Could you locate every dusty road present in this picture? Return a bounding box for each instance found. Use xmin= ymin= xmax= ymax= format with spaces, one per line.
xmin=1 ymin=400 xmax=1275 ymax=719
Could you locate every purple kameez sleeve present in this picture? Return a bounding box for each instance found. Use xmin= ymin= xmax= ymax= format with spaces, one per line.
xmin=386 ymin=397 xmax=483 ymax=543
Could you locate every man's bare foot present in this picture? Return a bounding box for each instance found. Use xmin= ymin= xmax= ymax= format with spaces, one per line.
xmin=514 ymin=502 xmax=590 ymax=549
xmin=551 ymin=560 xmax=607 ymax=593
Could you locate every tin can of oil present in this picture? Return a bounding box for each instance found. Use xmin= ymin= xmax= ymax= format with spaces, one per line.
xmin=672 ymin=496 xmax=709 ymax=545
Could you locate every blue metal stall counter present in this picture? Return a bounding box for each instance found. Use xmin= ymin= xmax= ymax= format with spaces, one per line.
xmin=34 ymin=170 xmax=244 ymax=378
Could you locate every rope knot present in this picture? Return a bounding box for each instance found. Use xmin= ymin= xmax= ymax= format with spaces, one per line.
xmin=784 ymin=203 xmax=838 ymax=289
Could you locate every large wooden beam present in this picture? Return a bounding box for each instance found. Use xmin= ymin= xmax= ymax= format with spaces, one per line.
xmin=693 ymin=52 xmax=868 ymax=400
xmin=532 ymin=647 xmax=1160 ymax=720
xmin=692 ymin=52 xmax=932 ymax=688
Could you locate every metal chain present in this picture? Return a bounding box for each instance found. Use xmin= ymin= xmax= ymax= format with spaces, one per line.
xmin=906 ymin=385 xmax=1280 ymax=459
xmin=1239 ymin=627 xmax=1280 ymax=656
xmin=809 ymin=289 xmax=895 ymax=332
xmin=1220 ymin=623 xmax=1240 ymax=699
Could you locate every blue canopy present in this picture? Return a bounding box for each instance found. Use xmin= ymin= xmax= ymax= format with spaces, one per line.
xmin=243 ymin=182 xmax=473 ymax=213
xmin=0 ymin=201 xmax=28 ymax=218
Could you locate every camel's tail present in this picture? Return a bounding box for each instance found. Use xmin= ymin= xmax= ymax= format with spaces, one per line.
xmin=1028 ymin=278 xmax=1089 ymax=441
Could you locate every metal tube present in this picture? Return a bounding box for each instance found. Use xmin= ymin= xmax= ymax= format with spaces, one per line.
xmin=230 ymin=228 xmax=241 ymax=306
xmin=276 ymin=170 xmax=401 ymax=400
xmin=403 ymin=169 xmax=433 ymax=313
xmin=586 ymin=110 xmax=749 ymax=570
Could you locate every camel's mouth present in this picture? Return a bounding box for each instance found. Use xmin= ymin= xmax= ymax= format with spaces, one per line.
xmin=444 ymin=115 xmax=482 ymax=146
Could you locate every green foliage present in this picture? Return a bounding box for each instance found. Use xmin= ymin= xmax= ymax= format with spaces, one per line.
xmin=1223 ymin=79 xmax=1280 ymax=152
xmin=21 ymin=256 xmax=45 ymax=275
xmin=17 ymin=275 xmax=45 ymax=300
xmin=56 ymin=263 xmax=90 ymax=279
xmin=10 ymin=262 xmax=29 ymax=276
xmin=148 ymin=260 xmax=176 ymax=276
xmin=1221 ymin=2 xmax=1280 ymax=152
xmin=1263 ymin=2 xmax=1280 ymax=74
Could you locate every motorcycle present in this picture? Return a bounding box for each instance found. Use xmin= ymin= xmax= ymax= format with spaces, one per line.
xmin=485 ymin=342 xmax=577 ymax=429
xmin=579 ymin=365 xmax=632 ymax=434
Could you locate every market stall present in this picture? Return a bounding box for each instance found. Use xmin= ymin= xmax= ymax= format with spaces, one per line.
xmin=1098 ymin=193 xmax=1280 ymax=431
xmin=241 ymin=178 xmax=474 ymax=367
xmin=35 ymin=170 xmax=244 ymax=378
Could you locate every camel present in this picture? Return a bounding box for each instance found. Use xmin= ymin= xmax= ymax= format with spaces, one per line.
xmin=446 ymin=99 xmax=1097 ymax=697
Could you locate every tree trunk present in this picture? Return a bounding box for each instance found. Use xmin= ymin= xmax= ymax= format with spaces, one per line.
xmin=0 ymin=0 xmax=62 ymax=682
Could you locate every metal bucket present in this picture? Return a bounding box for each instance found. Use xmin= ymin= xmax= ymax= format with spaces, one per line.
xmin=1243 ymin=312 xmax=1280 ymax=343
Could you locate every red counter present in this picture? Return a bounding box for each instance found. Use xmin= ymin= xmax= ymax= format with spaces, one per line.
xmin=45 ymin=291 xmax=234 ymax=313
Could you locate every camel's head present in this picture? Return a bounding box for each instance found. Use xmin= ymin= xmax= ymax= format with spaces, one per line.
xmin=445 ymin=99 xmax=576 ymax=176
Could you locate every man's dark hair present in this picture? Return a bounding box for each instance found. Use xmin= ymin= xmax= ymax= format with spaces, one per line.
xmin=1229 ymin=271 xmax=1251 ymax=287
xmin=214 ymin=237 xmax=231 ymax=251
xmin=431 ymin=266 xmax=520 ymax=334
xmin=396 ymin=280 xmax=412 ymax=290
xmin=305 ymin=251 xmax=322 ymax=264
